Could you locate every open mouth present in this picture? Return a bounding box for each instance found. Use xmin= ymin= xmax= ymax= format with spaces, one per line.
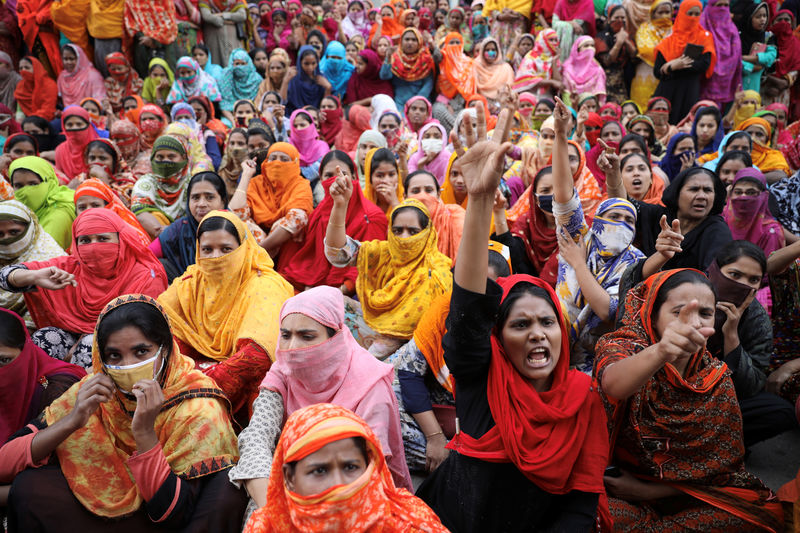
xmin=692 ymin=202 xmax=707 ymax=211
xmin=525 ymin=347 xmax=551 ymax=369
xmin=631 ymin=178 xmax=642 ymax=187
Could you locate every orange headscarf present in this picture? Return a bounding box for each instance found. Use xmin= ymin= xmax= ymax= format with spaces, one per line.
xmin=74 ymin=178 xmax=151 ymax=246
xmin=243 ymin=403 xmax=448 ymax=533
xmin=440 ymin=151 xmax=467 ymax=208
xmin=737 ymin=117 xmax=791 ymax=175
xmin=413 ymin=192 xmax=465 ymax=262
xmin=472 ymin=38 xmax=515 ymax=100
xmin=654 ymin=0 xmax=716 ymax=77
xmin=246 ymin=143 xmax=314 ymax=230
xmin=412 ymin=293 xmax=453 ymax=394
xmin=363 ymin=147 xmax=404 ymax=212
xmin=438 ymin=32 xmax=475 ymax=100
xmin=389 ymin=28 xmax=434 ymax=82
xmin=370 ymin=5 xmax=404 ymax=45
xmin=44 ymin=295 xmax=238 ymax=518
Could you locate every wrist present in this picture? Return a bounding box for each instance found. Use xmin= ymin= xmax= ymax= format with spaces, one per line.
xmin=134 ymin=428 xmax=159 ymax=453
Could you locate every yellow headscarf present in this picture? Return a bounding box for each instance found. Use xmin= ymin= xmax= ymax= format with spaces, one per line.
xmin=356 ymin=199 xmax=453 ymax=338
xmin=45 ymin=295 xmax=238 ymax=518
xmin=158 ymin=210 xmax=294 ymax=361
xmin=733 ymin=90 xmax=762 ymax=129
xmin=737 ymin=117 xmax=791 ymax=175
xmin=440 ymin=151 xmax=468 ymax=208
xmin=362 ymin=147 xmax=404 ymax=213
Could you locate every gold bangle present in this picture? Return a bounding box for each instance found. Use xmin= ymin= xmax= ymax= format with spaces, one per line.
xmin=425 ymin=431 xmax=444 ymax=439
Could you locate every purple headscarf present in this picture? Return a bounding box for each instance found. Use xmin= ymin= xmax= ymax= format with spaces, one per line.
xmin=699 ymin=3 xmax=742 ymax=106
xmin=722 ymin=168 xmax=783 ymax=256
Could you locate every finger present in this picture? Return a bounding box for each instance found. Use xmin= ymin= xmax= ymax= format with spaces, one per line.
xmin=489 ymin=141 xmax=514 ymax=172
xmin=677 ymin=299 xmax=699 ymax=324
xmin=671 ymin=219 xmax=681 ymax=233
xmin=659 ymin=215 xmax=669 ymax=232
xmin=450 ymin=129 xmax=463 ymax=153
xmin=494 ymin=108 xmax=513 ymax=144
xmin=598 ymin=139 xmax=611 ymax=153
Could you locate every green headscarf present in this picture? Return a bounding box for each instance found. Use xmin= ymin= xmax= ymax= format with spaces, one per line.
xmin=8 ymin=156 xmax=76 ymax=249
xmin=142 ymin=58 xmax=175 ymax=104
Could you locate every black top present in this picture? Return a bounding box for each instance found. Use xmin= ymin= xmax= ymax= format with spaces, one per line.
xmin=653 ymin=51 xmax=712 ymax=124
xmin=492 ymin=231 xmax=537 ymax=276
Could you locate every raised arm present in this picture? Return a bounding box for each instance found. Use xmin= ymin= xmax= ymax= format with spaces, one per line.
xmin=325 ymin=168 xmax=352 ymax=249
xmin=454 ymin=105 xmax=513 ymax=294
xmin=551 ymin=97 xmax=573 ymax=205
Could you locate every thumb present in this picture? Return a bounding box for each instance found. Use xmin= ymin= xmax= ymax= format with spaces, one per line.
xmin=698 ymin=326 xmax=716 ymax=338
xmin=677 ymin=299 xmax=699 ymax=324
xmin=659 ymin=215 xmax=669 ymax=231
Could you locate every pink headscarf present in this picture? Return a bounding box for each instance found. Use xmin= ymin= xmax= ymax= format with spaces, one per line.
xmin=288 ymin=109 xmax=330 ymax=166
xmin=404 ymin=95 xmax=433 ymax=134
xmin=407 ymin=122 xmax=452 ymax=184
xmin=260 ymin=286 xmax=413 ymax=490
xmin=55 ymin=106 xmax=99 ymax=179
xmin=723 ymin=168 xmax=784 ymax=256
xmin=56 ymin=44 xmax=107 ymax=107
xmin=561 ymin=36 xmax=606 ymax=99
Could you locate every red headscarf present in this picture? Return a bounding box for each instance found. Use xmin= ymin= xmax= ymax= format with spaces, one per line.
xmin=138 ymin=104 xmax=168 ymax=149
xmin=277 ymin=176 xmax=388 ymax=290
xmin=389 ymin=28 xmax=434 ymax=82
xmin=345 ymin=49 xmax=395 ymax=105
xmin=13 ymin=56 xmax=59 ymax=121
xmin=335 ymin=105 xmax=372 ymax=153
xmin=447 ymin=274 xmax=609 ymax=494
xmin=654 ymin=0 xmax=716 ymax=77
xmin=55 ymin=106 xmax=99 ymax=180
xmin=74 ymin=178 xmax=152 ymax=246
xmin=22 ymin=209 xmax=168 ymax=334
xmin=511 ymin=172 xmax=559 ymax=286
xmin=584 ymin=112 xmax=604 ymax=146
xmin=770 ymin=11 xmax=800 ymax=77
xmin=319 ymin=96 xmax=344 ymax=146
xmin=0 ymin=308 xmax=86 ymax=443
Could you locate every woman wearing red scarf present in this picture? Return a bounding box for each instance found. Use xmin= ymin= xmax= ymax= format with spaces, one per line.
xmin=0 ymin=209 xmax=167 ymax=368
xmin=13 ymin=57 xmax=58 ymax=121
xmin=652 ymin=0 xmax=717 ymax=124
xmin=345 ymin=49 xmax=395 ymax=106
xmin=417 ymin=104 xmax=609 ymax=532
xmin=596 ymin=269 xmax=783 ymax=531
xmin=382 ymin=28 xmax=435 ymax=112
xmin=103 ymin=52 xmax=144 ymax=114
xmin=54 ymin=107 xmax=100 ymax=181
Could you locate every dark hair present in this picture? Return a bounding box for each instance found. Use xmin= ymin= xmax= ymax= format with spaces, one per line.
xmin=693 ymin=106 xmax=721 ymax=130
xmin=234 ymin=100 xmax=258 ymax=113
xmin=620 ymin=152 xmax=651 ymax=172
xmin=369 ymin=147 xmax=398 ymax=173
xmin=601 ymin=121 xmax=623 ymax=135
xmin=197 ymin=216 xmax=240 ymax=244
xmin=249 ymin=47 xmax=268 ymax=61
xmin=535 ymin=98 xmax=556 ymax=111
xmin=404 ymin=170 xmax=440 ymax=194
xmin=723 ymin=131 xmax=752 ymax=153
xmin=714 ymin=240 xmax=766 ymax=275
xmin=191 ymin=43 xmax=211 ymax=57
xmin=621 ymin=101 xmax=639 ymax=113
xmin=378 ymin=112 xmax=400 ymax=127
xmin=321 ymin=96 xmax=339 ymax=108
xmin=617 ymin=133 xmax=650 ymax=158
xmin=650 ymin=270 xmax=716 ymax=320
xmin=497 ymin=282 xmax=557 ymax=331
xmin=532 ymin=166 xmax=553 ymax=192
xmin=716 ymin=150 xmax=752 ymax=172
xmin=263 ymin=91 xmax=282 ymax=104
xmin=227 ymin=127 xmax=248 ymax=143
xmin=320 ymin=150 xmax=356 ymax=177
xmin=285 ymin=436 xmax=368 ymax=476
xmin=96 ymin=302 xmax=173 ymax=362
xmin=85 ymin=140 xmax=118 ymax=172
xmin=247 ymin=123 xmax=276 ymax=146
xmin=122 ymin=95 xmax=139 ymax=107
xmin=187 ymin=171 xmax=228 ymax=207
xmin=21 ymin=115 xmax=54 ymax=135
xmin=4 ymin=133 xmax=38 ymax=155
xmin=0 ymin=312 xmax=26 ymax=349
xmin=391 ymin=205 xmax=429 ymax=228
xmin=487 ymin=250 xmax=511 ymax=278
xmin=60 ymin=44 xmax=77 ymax=57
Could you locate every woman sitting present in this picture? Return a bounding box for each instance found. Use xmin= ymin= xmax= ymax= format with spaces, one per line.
xmin=404 ymin=169 xmax=465 ymax=262
xmin=8 ymin=156 xmax=75 ymax=249
xmin=277 ymin=151 xmax=387 ymax=294
xmin=416 ymin=103 xmax=609 ymax=532
xmin=166 ymin=56 xmax=222 ymax=107
xmin=68 ymin=139 xmax=137 ymax=206
xmin=149 ymin=172 xmax=227 ymax=281
xmin=715 ymin=151 xmax=753 ymax=190
xmin=288 ymin=109 xmax=329 ymax=193
xmin=723 ymin=168 xmax=784 ymax=261
xmin=325 ymin=181 xmax=452 ymax=358
xmin=242 ymin=404 xmax=443 ymax=532
xmin=363 ymin=147 xmax=404 ymax=214
xmin=219 ymin=49 xmax=264 ymax=121
xmin=0 ymin=201 xmax=65 ymax=329
xmin=699 ymin=130 xmax=753 ymax=171
xmin=619 ymin=152 xmax=666 ymax=205
xmin=407 ymin=122 xmax=452 ymax=184
xmin=627 ymin=114 xmax=665 ymax=162
xmin=74 ymin=179 xmax=151 ymax=247
xmin=229 ymin=287 xmax=413 ymax=521
xmin=131 ymin=135 xmax=193 ymax=237
xmin=55 ymin=107 xmax=100 ymax=181
xmin=0 ymin=209 xmax=167 ymax=368
xmin=736 ymin=117 xmax=791 ymax=183
xmin=380 ymin=28 xmax=435 ymax=111
xmin=596 ymin=268 xmax=783 ymax=532
xmin=440 ymin=151 xmax=468 ymax=209
xmin=231 ymin=143 xmax=314 ymax=258
xmin=0 ymin=295 xmax=246 ymax=532
xmin=159 ymin=211 xmax=293 ymax=416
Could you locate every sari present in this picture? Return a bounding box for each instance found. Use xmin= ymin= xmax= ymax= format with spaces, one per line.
xmin=630 ymin=0 xmax=672 ymax=110
xmin=103 ymin=53 xmax=144 ymax=113
xmin=407 ymin=122 xmax=452 ymax=184
xmin=44 ymin=294 xmax=237 ymax=518
xmin=440 ymin=151 xmax=467 ymax=209
xmin=336 ymin=105 xmax=373 ymax=153
xmin=109 ymin=119 xmax=151 ymax=179
xmin=289 ymin=110 xmax=329 ymax=166
xmin=54 ymin=106 xmax=100 ymax=180
xmin=356 ymin=199 xmax=453 ymax=338
xmin=654 ymin=0 xmax=716 ymax=79
xmin=562 ymin=36 xmax=607 ymax=102
xmin=56 ymin=44 xmax=106 ymax=108
xmin=8 ymin=156 xmax=76 ymax=250
xmin=736 ymin=118 xmax=791 ymax=175
xmin=0 ymin=307 xmax=85 ymax=444
xmin=412 ymin=293 xmax=454 ymax=394
xmin=159 ymin=210 xmax=293 ymax=362
xmin=0 ymin=200 xmax=65 ymax=327
xmin=74 ymin=178 xmax=151 ymax=246
xmin=437 ymin=32 xmax=475 ymax=101
xmin=319 ymin=97 xmax=344 ymax=146
xmin=246 ymin=142 xmax=314 ymax=231
xmin=286 ymin=46 xmax=326 ymax=114
xmin=411 ymin=192 xmax=465 ymax=262
xmin=130 ymin=135 xmax=192 ymax=222
xmin=167 ymin=56 xmax=222 ymax=104
xmin=699 ymin=2 xmax=742 ymax=106
xmin=22 ymin=209 xmax=167 ymax=334
xmin=72 ymin=137 xmax=138 ymax=205
xmin=243 ymin=404 xmax=445 ymax=532
xmin=164 ymin=121 xmax=213 ymax=174
xmin=554 ymin=0 xmax=596 ymax=36
xmin=14 ymin=56 xmax=58 ymax=121
xmin=722 ymin=168 xmax=784 ymax=256
xmin=345 ymin=49 xmax=394 ymax=105
xmin=513 ymin=29 xmax=559 ymax=94
xmin=389 ymin=28 xmax=434 ymax=82
xmin=472 ymin=38 xmax=515 ymax=100
xmin=277 ymin=177 xmax=387 ymax=291
xmin=124 ymin=0 xmax=178 ymax=45
xmin=594 ymin=269 xmax=784 ymax=533
xmin=218 ymin=48 xmax=264 ymax=111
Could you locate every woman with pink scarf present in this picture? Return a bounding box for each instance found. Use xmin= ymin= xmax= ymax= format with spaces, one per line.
xmin=408 ymin=122 xmax=452 ymax=184
xmin=228 ymin=286 xmax=413 ymax=522
xmin=561 ymin=36 xmax=606 ymax=106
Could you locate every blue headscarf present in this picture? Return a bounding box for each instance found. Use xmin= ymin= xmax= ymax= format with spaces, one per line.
xmin=319 ymin=41 xmax=355 ymax=99
xmin=702 ymin=131 xmax=753 ymax=172
xmin=659 ymin=133 xmax=696 ymax=182
xmin=219 ymin=48 xmax=264 ymax=112
xmin=200 ymin=45 xmax=224 ymax=81
xmin=286 ymin=46 xmax=326 ymax=114
xmin=691 ymin=106 xmax=724 ymax=157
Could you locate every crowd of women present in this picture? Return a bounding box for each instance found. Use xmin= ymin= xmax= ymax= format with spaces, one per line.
xmin=2 ymin=0 xmax=800 ymax=530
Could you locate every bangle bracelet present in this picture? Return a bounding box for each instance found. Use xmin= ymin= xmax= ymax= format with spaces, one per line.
xmin=425 ymin=430 xmax=444 ymax=439
xmin=329 ymin=223 xmax=345 ymax=228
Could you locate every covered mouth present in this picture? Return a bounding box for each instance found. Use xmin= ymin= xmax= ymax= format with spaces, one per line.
xmin=525 ymin=346 xmax=551 ymax=369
